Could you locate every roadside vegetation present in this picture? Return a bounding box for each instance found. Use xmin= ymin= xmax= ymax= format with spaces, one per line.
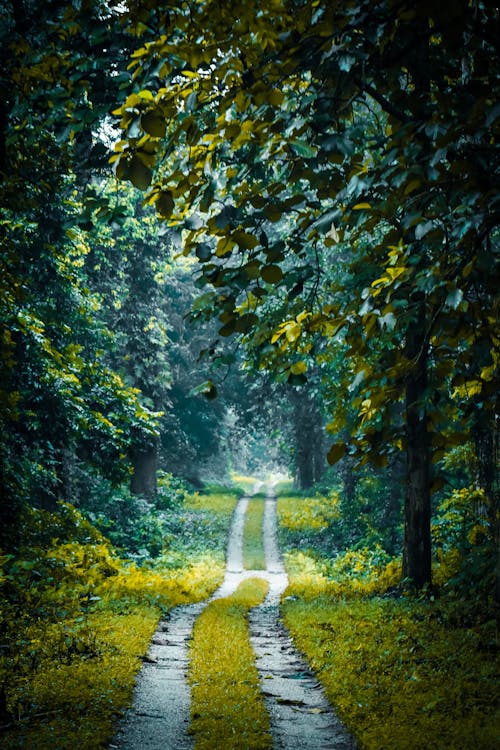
xmin=0 ymin=484 xmax=237 ymax=749
xmin=277 ymin=488 xmax=499 ymax=750
xmin=188 ymin=578 xmax=271 ymax=750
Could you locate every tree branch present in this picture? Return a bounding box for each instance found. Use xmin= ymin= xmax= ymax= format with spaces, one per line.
xmin=355 ymin=79 xmax=410 ymax=125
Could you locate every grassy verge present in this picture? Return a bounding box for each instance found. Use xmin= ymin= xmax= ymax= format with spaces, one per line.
xmin=243 ymin=498 xmax=266 ymax=570
xmin=277 ymin=493 xmax=500 ymax=750
xmin=282 ymin=596 xmax=499 ymax=750
xmin=188 ymin=578 xmax=271 ymax=750
xmin=1 ymin=608 xmax=159 ymax=750
xmin=1 ymin=490 xmax=238 ymax=749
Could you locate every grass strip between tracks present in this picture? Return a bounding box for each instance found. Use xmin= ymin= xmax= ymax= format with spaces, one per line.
xmin=243 ymin=498 xmax=266 ymax=570
xmin=188 ymin=577 xmax=272 ymax=750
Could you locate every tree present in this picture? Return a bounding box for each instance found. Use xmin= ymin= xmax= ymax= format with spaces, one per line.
xmin=114 ymin=0 xmax=499 ymax=589
xmin=83 ymin=182 xmax=173 ymax=498
xmin=0 ymin=1 xmax=163 ymax=543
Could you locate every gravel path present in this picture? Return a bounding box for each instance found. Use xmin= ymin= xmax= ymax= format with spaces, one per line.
xmin=112 ymin=485 xmax=355 ymax=749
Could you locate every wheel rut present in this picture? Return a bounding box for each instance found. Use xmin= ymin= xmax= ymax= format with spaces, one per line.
xmin=112 ymin=484 xmax=355 ymax=749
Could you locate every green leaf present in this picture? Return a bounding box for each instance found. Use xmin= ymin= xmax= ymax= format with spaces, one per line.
xmin=290 ymin=140 xmax=317 ymax=158
xmin=243 ymin=261 xmax=261 ymax=279
xmin=263 ymin=204 xmax=283 ymax=222
xmin=327 ymin=442 xmax=346 ymax=465
xmin=219 ymin=320 xmax=236 ymax=337
xmin=268 ymin=89 xmax=284 ymax=106
xmin=234 ymin=313 xmax=259 ymax=333
xmin=141 ymin=110 xmax=166 ymax=138
xmin=156 ymin=191 xmax=174 ymax=217
xmin=261 ymin=265 xmax=283 ymax=284
xmin=128 ymin=155 xmax=152 ymax=190
xmin=114 ymin=157 xmax=129 ymax=181
xmin=233 ymin=230 xmax=258 ymax=250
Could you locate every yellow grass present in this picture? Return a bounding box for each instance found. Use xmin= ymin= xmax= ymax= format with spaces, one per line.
xmin=189 ymin=578 xmax=272 ymax=749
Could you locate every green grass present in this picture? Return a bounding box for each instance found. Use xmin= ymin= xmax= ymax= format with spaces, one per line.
xmin=243 ymin=498 xmax=266 ymax=570
xmin=276 ymin=490 xmax=500 ymax=750
xmin=0 ymin=491 xmax=239 ymax=749
xmin=157 ymin=490 xmax=239 ymax=568
xmin=188 ymin=578 xmax=272 ymax=750
xmin=282 ymin=596 xmax=500 ymax=750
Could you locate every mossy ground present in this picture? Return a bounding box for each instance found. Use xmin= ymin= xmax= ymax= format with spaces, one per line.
xmin=188 ymin=577 xmax=272 ymax=750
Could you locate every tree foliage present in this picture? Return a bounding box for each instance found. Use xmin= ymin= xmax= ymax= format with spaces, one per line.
xmin=0 ymin=0 xmax=170 ymax=539
xmin=113 ymin=0 xmax=499 ymax=588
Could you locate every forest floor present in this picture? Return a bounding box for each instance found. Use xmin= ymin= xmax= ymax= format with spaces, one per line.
xmin=112 ymin=485 xmax=355 ymax=749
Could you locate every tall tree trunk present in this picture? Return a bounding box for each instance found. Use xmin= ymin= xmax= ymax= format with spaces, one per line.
xmin=471 ymin=408 xmax=500 ymax=602
xmin=384 ymin=454 xmax=406 ymax=555
xmin=403 ymin=304 xmax=432 ymax=589
xmin=472 ymin=409 xmax=496 ymax=514
xmin=291 ymin=390 xmax=324 ymax=490
xmin=340 ymin=452 xmax=357 ymax=507
xmin=495 ymin=417 xmax=500 ymax=605
xmin=130 ymin=441 xmax=158 ymax=498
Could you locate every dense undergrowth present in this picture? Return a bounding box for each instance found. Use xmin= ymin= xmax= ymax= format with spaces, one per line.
xmin=188 ymin=577 xmax=271 ymax=750
xmin=0 ymin=484 xmax=237 ymax=749
xmin=277 ymin=489 xmax=499 ymax=750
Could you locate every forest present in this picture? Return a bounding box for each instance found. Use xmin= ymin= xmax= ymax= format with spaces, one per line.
xmin=0 ymin=1 xmax=499 ymax=748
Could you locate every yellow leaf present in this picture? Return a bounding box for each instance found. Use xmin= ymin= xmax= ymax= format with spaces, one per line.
xmin=285 ymin=321 xmax=301 ymax=342
xmin=353 ymin=202 xmax=371 ymax=210
xmin=291 ymin=361 xmax=307 ymax=375
xmin=216 ymin=237 xmax=236 ymax=257
xmin=480 ymin=365 xmax=495 ymax=382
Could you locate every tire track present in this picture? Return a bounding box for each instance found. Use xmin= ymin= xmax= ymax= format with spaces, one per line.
xmin=249 ymin=489 xmax=356 ymax=749
xmin=112 ymin=485 xmax=355 ymax=749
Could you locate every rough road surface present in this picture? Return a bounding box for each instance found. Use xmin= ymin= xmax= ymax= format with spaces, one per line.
xmin=250 ymin=489 xmax=355 ymax=749
xmin=112 ymin=484 xmax=355 ymax=749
